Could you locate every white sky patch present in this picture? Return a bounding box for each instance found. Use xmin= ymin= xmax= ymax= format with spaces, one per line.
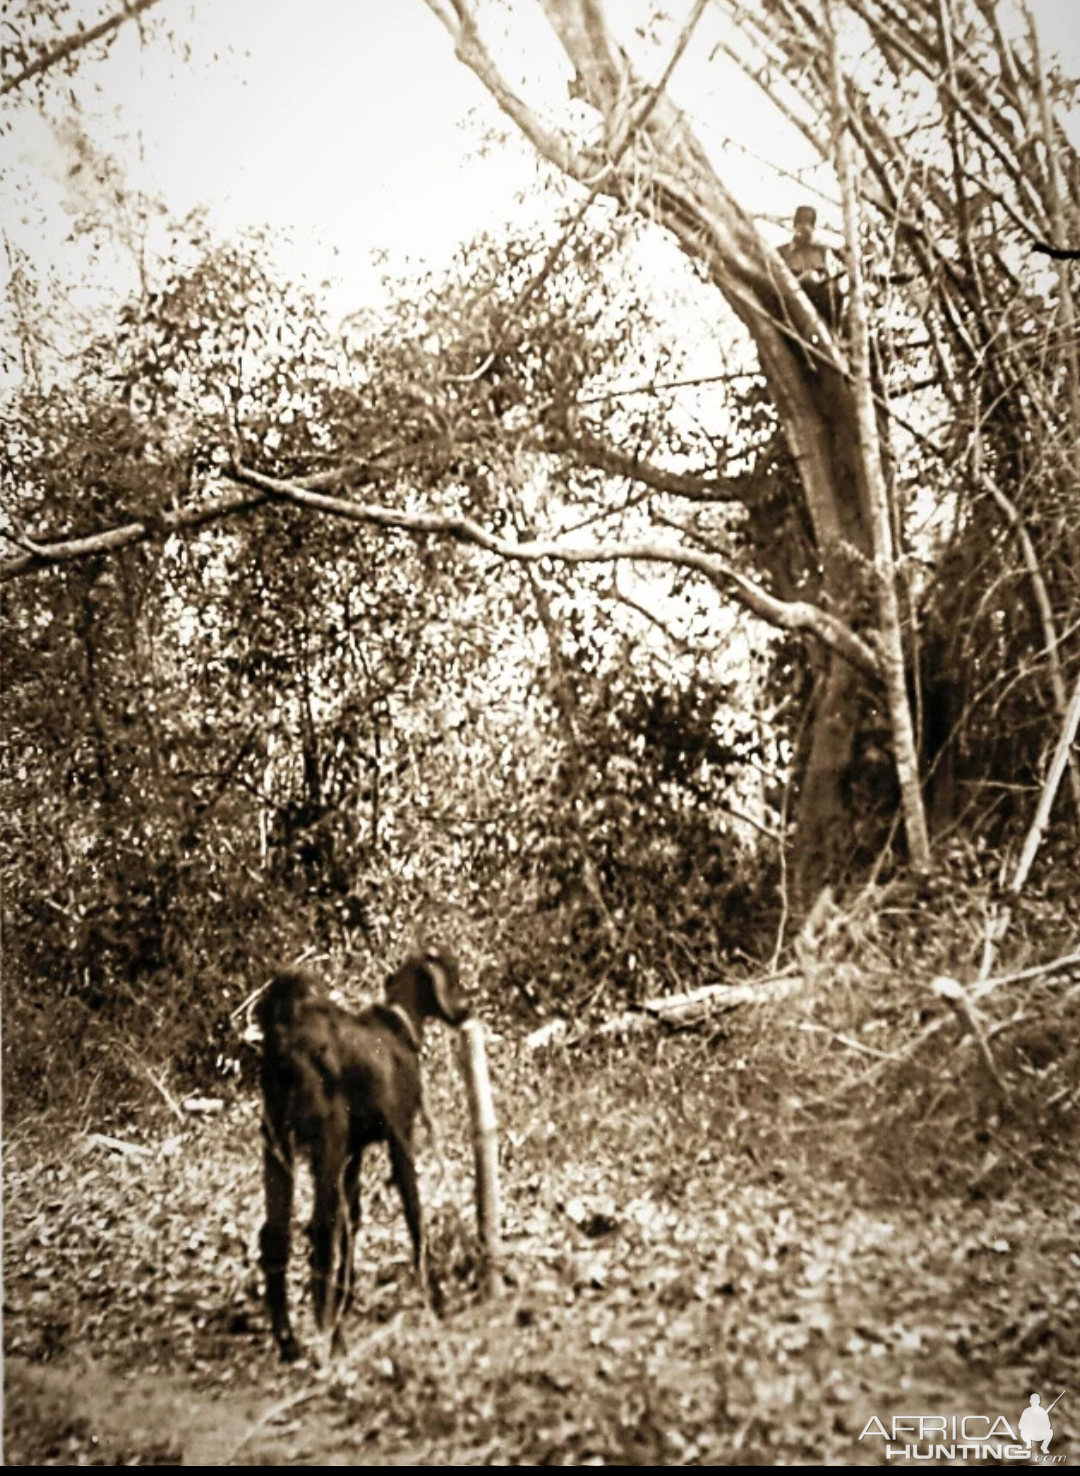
xmin=3 ymin=1 xmax=549 ymax=322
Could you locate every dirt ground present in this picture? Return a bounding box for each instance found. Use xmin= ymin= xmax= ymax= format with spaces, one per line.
xmin=5 ymin=1025 xmax=1079 ymax=1465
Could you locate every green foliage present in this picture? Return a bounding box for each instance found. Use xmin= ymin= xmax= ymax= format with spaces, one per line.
xmin=5 ymin=109 xmax=1077 ymax=1119
xmin=1 ymin=232 xmax=446 ymax=1105
xmin=497 ymin=648 xmax=776 ymax=1008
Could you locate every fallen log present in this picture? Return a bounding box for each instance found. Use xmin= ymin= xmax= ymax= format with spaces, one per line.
xmin=527 ymin=972 xmax=805 ymax=1051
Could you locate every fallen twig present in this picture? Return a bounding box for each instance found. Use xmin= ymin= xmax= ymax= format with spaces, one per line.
xmin=83 ymin=1133 xmax=153 ymax=1157
xmin=933 ymin=976 xmax=1010 ymax=1102
xmin=973 ymin=949 xmax=1080 ymax=993
xmin=226 ymin=1386 xmax=323 ymax=1463
xmin=798 ymin=1022 xmax=902 ymax=1061
xmin=830 ymin=950 xmax=1080 ymax=1099
xmin=529 ymin=972 xmax=805 ymax=1051
xmin=126 ymin=1051 xmax=185 ymax=1123
xmin=640 ymin=972 xmax=804 ymax=1025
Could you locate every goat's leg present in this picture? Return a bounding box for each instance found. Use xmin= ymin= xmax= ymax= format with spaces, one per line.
xmin=340 ymin=1151 xmax=363 ymax=1311
xmin=327 ymin=1151 xmax=363 ymax=1356
xmin=309 ymin=1114 xmax=348 ymax=1345
xmin=389 ymin=1134 xmax=443 ymax=1313
xmin=260 ymin=1128 xmax=300 ymax=1362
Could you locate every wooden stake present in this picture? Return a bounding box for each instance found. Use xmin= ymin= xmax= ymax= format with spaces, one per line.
xmin=458 ymin=1019 xmax=502 ymax=1297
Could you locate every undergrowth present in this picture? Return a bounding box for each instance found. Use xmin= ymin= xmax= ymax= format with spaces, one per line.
xmin=5 ymin=849 xmax=1078 ymax=1207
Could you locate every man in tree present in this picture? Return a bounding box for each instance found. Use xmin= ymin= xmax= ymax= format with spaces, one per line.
xmin=780 ymin=206 xmax=844 ymax=331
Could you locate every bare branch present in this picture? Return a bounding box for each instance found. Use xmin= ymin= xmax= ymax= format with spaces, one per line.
xmin=1011 ymin=671 xmax=1080 ymax=894
xmin=845 ymin=0 xmax=1049 ymax=231
xmin=827 ymin=0 xmax=930 ymax=868
xmin=420 ymin=0 xmax=590 ymax=178
xmin=1 ymin=0 xmax=169 ymax=97
xmin=604 ymin=578 xmax=694 ymax=657
xmin=557 ymin=423 xmax=748 ymax=502
xmin=0 ymin=455 xmax=382 ymax=581
xmin=978 ymin=469 xmax=1080 ymax=823
xmin=0 ymin=483 xmax=268 ymax=580
xmin=225 ymin=461 xmax=880 ymax=676
xmin=1032 ymin=242 xmax=1080 ymax=261
xmin=4 ymin=450 xmax=877 ymax=676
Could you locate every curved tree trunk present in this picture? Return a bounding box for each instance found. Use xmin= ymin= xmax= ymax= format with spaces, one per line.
xmin=427 ymin=0 xmax=881 ymax=904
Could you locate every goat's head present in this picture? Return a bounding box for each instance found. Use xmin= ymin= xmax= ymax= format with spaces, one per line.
xmin=255 ymin=969 xmax=325 ymax=1037
xmin=386 ymin=947 xmax=471 ymax=1029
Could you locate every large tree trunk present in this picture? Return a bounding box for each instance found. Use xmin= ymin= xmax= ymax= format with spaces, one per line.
xmin=648 ymin=196 xmax=878 ymax=905
xmin=427 ymin=0 xmax=881 ymax=903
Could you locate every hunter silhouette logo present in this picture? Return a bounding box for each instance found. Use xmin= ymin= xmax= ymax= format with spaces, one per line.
xmin=858 ymin=1389 xmax=1067 ymax=1461
xmin=1019 ymin=1392 xmax=1061 ymax=1455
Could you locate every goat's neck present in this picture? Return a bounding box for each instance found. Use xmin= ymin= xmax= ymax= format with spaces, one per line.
xmin=386 ymin=1000 xmax=423 ymax=1051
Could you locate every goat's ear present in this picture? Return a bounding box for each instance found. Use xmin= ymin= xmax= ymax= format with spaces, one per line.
xmin=424 ymin=948 xmax=466 ymax=1019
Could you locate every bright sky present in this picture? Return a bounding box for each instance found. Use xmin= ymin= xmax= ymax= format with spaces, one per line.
xmin=2 ymin=0 xmax=1077 ymax=345
xmin=3 ymin=1 xmax=553 ymax=327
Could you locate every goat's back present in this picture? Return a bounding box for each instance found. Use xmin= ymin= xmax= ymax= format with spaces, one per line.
xmin=259 ymin=973 xmax=421 ymax=1149
xmin=331 ymin=1001 xmax=423 ymax=1145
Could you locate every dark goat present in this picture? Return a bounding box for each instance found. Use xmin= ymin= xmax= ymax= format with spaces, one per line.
xmin=257 ymin=948 xmax=470 ymax=1361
